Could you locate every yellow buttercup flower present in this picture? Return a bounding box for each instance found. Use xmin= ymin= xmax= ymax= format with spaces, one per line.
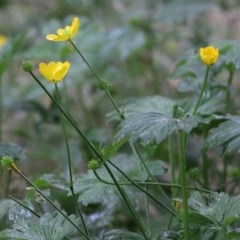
xmin=0 ymin=35 xmax=7 ymax=48
xmin=39 ymin=61 xmax=71 ymax=82
xmin=199 ymin=46 xmax=219 ymax=66
xmin=46 ymin=17 xmax=80 ymax=42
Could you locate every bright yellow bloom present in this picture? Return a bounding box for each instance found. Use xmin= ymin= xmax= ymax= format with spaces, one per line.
xmin=39 ymin=61 xmax=71 ymax=82
xmin=46 ymin=17 xmax=80 ymax=42
xmin=199 ymin=46 xmax=219 ymax=66
xmin=0 ymin=35 xmax=7 ymax=48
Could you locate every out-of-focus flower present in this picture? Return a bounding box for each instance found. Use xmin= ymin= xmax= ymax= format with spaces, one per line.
xmin=39 ymin=61 xmax=70 ymax=82
xmin=22 ymin=60 xmax=34 ymax=72
xmin=46 ymin=17 xmax=80 ymax=42
xmin=1 ymin=155 xmax=20 ymax=173
xmin=199 ymin=46 xmax=219 ymax=66
xmin=0 ymin=35 xmax=7 ymax=48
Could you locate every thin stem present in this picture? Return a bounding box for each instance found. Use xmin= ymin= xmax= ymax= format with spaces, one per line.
xmin=9 ymin=195 xmax=41 ymax=218
xmin=93 ymin=169 xmax=210 ymax=193
xmin=167 ymin=135 xmax=176 ymax=229
xmin=69 ymin=39 xmax=124 ymax=120
xmin=192 ymin=66 xmax=210 ymax=115
xmin=11 ymin=167 xmax=91 ymax=240
xmin=202 ymin=131 xmax=209 ymax=188
xmin=222 ymin=70 xmax=234 ymax=190
xmin=178 ymin=131 xmax=190 ymax=240
xmin=225 ymin=69 xmax=234 ymax=112
xmin=0 ymin=75 xmax=2 ymax=142
xmin=132 ymin=143 xmax=173 ymax=209
xmin=144 ymin=183 xmax=151 ymax=237
xmin=4 ymin=170 xmax=12 ymax=197
xmin=102 ymin=161 xmax=150 ymax=240
xmin=70 ymin=39 xmax=172 ymax=223
xmin=29 ymin=71 xmax=149 ymax=239
xmin=107 ymin=161 xmax=177 ymax=216
xmin=54 ymin=83 xmax=89 ymax=236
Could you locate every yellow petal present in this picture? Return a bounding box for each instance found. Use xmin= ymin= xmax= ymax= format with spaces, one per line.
xmin=46 ymin=17 xmax=80 ymax=42
xmin=39 ymin=62 xmax=54 ymax=81
xmin=0 ymin=35 xmax=7 ymax=48
xmin=39 ymin=61 xmax=70 ymax=82
xmin=70 ymin=17 xmax=80 ymax=38
xmin=199 ymin=46 xmax=219 ymax=66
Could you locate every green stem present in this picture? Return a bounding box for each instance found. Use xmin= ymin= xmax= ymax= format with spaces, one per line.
xmin=102 ymin=161 xmax=150 ymax=240
xmin=107 ymin=161 xmax=177 ymax=216
xmin=29 ymin=71 xmax=149 ymax=239
xmin=167 ymin=135 xmax=176 ymax=229
xmin=144 ymin=183 xmax=151 ymax=237
xmin=9 ymin=195 xmax=41 ymax=218
xmin=202 ymin=131 xmax=209 ymax=188
xmin=0 ymin=75 xmax=2 ymax=142
xmin=69 ymin=39 xmax=124 ymax=120
xmin=178 ymin=131 xmax=190 ymax=240
xmin=192 ymin=66 xmax=210 ymax=115
xmin=93 ymin=169 xmax=210 ymax=193
xmin=225 ymin=69 xmax=234 ymax=112
xmin=70 ymin=39 xmax=172 ymax=223
xmin=54 ymin=83 xmax=89 ymax=236
xmin=11 ymin=168 xmax=91 ymax=240
xmin=131 ymin=143 xmax=173 ymax=209
xmin=222 ymin=70 xmax=234 ymax=190
xmin=4 ymin=170 xmax=12 ymax=197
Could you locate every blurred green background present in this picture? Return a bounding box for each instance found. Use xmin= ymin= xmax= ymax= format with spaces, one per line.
xmin=1 ymin=0 xmax=240 ymax=205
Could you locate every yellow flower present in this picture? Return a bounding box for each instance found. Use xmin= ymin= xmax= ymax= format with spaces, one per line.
xmin=199 ymin=46 xmax=219 ymax=66
xmin=0 ymin=35 xmax=7 ymax=48
xmin=46 ymin=17 xmax=80 ymax=42
xmin=39 ymin=61 xmax=71 ymax=82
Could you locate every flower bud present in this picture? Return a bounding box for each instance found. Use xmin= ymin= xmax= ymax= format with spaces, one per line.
xmin=199 ymin=46 xmax=219 ymax=66
xmin=22 ymin=60 xmax=34 ymax=72
xmin=88 ymin=159 xmax=100 ymax=170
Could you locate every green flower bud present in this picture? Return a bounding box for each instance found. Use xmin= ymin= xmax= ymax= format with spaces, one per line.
xmin=88 ymin=159 xmax=100 ymax=170
xmin=1 ymin=155 xmax=14 ymax=169
xmin=22 ymin=60 xmax=34 ymax=72
xmin=1 ymin=155 xmax=20 ymax=172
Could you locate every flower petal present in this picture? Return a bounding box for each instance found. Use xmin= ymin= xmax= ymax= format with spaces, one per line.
xmin=39 ymin=62 xmax=54 ymax=81
xmin=46 ymin=17 xmax=80 ymax=42
xmin=39 ymin=61 xmax=70 ymax=82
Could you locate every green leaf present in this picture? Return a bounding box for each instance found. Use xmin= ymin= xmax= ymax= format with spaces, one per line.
xmin=115 ymin=112 xmax=210 ymax=145
xmin=108 ymin=96 xmax=178 ymax=122
xmin=0 ymin=199 xmax=16 ymax=219
xmin=145 ymin=160 xmax=168 ymax=177
xmin=215 ymin=40 xmax=240 ymax=70
xmin=197 ymin=97 xmax=224 ymax=115
xmin=74 ymin=171 xmax=115 ymax=205
xmin=101 ymin=135 xmax=129 ymax=160
xmin=0 ymin=212 xmax=79 ymax=240
xmin=204 ymin=117 xmax=240 ymax=153
xmin=189 ymin=191 xmax=240 ymax=225
xmin=99 ymin=229 xmax=145 ymax=240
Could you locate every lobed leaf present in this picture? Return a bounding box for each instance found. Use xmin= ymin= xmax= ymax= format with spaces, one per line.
xmin=0 ymin=212 xmax=79 ymax=240
xmin=204 ymin=117 xmax=240 ymax=153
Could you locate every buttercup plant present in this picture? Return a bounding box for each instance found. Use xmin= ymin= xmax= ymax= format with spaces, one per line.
xmin=2 ymin=7 xmax=240 ymax=240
